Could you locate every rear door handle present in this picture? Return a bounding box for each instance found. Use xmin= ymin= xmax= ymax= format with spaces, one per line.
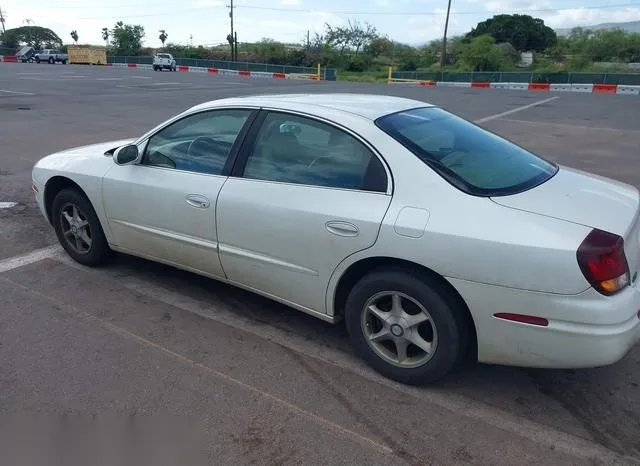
xmin=185 ymin=194 xmax=210 ymax=209
xmin=325 ymin=221 xmax=359 ymax=237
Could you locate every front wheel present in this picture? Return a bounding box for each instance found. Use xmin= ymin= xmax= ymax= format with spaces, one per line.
xmin=35 ymin=57 xmax=40 ymax=63
xmin=51 ymin=188 xmax=113 ymax=266
xmin=48 ymin=57 xmax=54 ymax=64
xmin=345 ymin=269 xmax=468 ymax=385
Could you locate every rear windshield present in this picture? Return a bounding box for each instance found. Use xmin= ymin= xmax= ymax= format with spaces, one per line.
xmin=375 ymin=107 xmax=558 ymax=197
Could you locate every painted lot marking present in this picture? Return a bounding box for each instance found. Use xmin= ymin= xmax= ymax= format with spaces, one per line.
xmin=0 ymin=246 xmax=58 ymax=274
xmin=498 ymin=118 xmax=640 ymax=133
xmin=96 ymin=77 xmax=123 ymax=81
xmin=131 ymin=76 xmax=152 ymax=80
xmin=0 ymin=202 xmax=18 ymax=209
xmin=0 ymin=89 xmax=35 ymax=96
xmin=474 ymin=96 xmax=560 ymax=123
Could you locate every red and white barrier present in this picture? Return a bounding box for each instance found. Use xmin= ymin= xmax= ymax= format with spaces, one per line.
xmin=394 ymin=78 xmax=638 ymax=96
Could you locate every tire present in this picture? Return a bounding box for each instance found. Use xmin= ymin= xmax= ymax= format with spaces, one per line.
xmin=51 ymin=188 xmax=113 ymax=267
xmin=48 ymin=57 xmax=54 ymax=64
xmin=344 ymin=269 xmax=468 ymax=385
xmin=35 ymin=57 xmax=40 ymax=63
xmin=62 ymin=60 xmax=67 ymax=64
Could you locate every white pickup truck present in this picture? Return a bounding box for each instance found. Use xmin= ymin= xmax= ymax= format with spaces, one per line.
xmin=152 ymin=53 xmax=176 ymax=72
xmin=34 ymin=49 xmax=68 ymax=64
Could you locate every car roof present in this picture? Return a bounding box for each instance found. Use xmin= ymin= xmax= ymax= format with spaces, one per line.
xmin=189 ymin=93 xmax=434 ymax=121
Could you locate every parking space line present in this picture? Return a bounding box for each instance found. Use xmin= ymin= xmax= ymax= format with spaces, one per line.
xmin=0 ymin=245 xmax=59 ymax=274
xmin=474 ymin=96 xmax=560 ymax=123
xmin=0 ymin=89 xmax=35 ymax=96
xmin=1 ymin=274 xmax=394 ymax=457
xmin=497 ymin=118 xmax=640 ymax=133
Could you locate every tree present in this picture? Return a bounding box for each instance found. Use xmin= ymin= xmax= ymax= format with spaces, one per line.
xmin=459 ymin=34 xmax=514 ymax=71
xmin=101 ymin=27 xmax=109 ymax=46
xmin=159 ymin=29 xmax=168 ymax=47
xmin=70 ymin=30 xmax=78 ymax=44
xmin=0 ymin=26 xmax=62 ymax=50
xmin=109 ymin=21 xmax=144 ymax=56
xmin=468 ymin=14 xmax=557 ymax=52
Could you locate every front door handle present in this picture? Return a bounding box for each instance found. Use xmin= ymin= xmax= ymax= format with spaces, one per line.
xmin=325 ymin=221 xmax=359 ymax=237
xmin=185 ymin=194 xmax=210 ymax=209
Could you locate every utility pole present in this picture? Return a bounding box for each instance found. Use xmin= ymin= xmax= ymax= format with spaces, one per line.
xmin=307 ymin=30 xmax=310 ymax=49
xmin=440 ymin=0 xmax=452 ymax=68
xmin=0 ymin=7 xmax=6 ymax=34
xmin=228 ymin=0 xmax=234 ymax=60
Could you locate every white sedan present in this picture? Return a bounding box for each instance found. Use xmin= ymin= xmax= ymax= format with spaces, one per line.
xmin=32 ymin=93 xmax=640 ymax=385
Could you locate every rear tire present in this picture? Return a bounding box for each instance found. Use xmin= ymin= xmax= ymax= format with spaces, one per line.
xmin=345 ymin=269 xmax=468 ymax=385
xmin=51 ymin=188 xmax=113 ymax=267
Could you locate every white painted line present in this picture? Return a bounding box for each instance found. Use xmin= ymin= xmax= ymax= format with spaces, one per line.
xmin=0 ymin=89 xmax=35 ymax=96
xmin=497 ymin=118 xmax=640 ymax=133
xmin=96 ymin=78 xmax=123 ymax=81
xmin=0 ymin=202 xmax=18 ymax=209
xmin=59 ymin=75 xmax=87 ymax=79
xmin=474 ymin=96 xmax=560 ymax=124
xmin=131 ymin=76 xmax=152 ymax=80
xmin=0 ymin=245 xmax=59 ymax=274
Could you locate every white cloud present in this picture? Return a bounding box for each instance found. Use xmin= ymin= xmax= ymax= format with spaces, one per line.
xmin=280 ymin=0 xmax=301 ymax=4
xmin=541 ymin=7 xmax=640 ymax=28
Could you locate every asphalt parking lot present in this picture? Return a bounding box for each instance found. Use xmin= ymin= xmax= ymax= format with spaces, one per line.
xmin=1 ymin=63 xmax=639 ymax=465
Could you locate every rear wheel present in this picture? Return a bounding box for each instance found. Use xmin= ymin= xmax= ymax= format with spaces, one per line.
xmin=345 ymin=269 xmax=468 ymax=385
xmin=51 ymin=188 xmax=113 ymax=266
xmin=48 ymin=57 xmax=54 ymax=64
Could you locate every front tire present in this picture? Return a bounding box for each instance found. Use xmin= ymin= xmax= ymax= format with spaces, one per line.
xmin=345 ymin=269 xmax=468 ymax=385
xmin=48 ymin=57 xmax=54 ymax=64
xmin=52 ymin=188 xmax=113 ymax=266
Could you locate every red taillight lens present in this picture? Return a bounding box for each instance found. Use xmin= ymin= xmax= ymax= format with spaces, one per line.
xmin=577 ymin=229 xmax=630 ymax=296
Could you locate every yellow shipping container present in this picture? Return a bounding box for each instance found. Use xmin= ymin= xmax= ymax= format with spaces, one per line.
xmin=68 ymin=46 xmax=107 ymax=65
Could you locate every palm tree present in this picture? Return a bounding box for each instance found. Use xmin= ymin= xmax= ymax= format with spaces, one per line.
xmin=70 ymin=30 xmax=78 ymax=44
xmin=101 ymin=27 xmax=109 ymax=47
xmin=159 ymin=29 xmax=168 ymax=48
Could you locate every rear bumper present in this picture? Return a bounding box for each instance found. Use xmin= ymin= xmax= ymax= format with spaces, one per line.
xmin=448 ymin=277 xmax=640 ymax=368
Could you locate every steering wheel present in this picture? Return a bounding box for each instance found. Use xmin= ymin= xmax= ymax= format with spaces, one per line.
xmin=187 ymin=136 xmax=220 ymax=157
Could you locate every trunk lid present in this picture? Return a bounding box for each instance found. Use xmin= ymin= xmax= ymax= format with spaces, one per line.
xmin=492 ymin=165 xmax=640 ymax=283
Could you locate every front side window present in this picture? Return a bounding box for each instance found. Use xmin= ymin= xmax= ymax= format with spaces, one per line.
xmin=375 ymin=107 xmax=558 ymax=197
xmin=142 ymin=109 xmax=251 ymax=175
xmin=243 ymin=112 xmax=387 ymax=192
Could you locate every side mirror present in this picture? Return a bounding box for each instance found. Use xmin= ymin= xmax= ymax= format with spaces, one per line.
xmin=113 ymin=144 xmax=140 ymax=165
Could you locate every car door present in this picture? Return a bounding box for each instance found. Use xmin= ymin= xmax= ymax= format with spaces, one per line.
xmin=102 ymin=108 xmax=257 ymax=279
xmin=216 ymin=110 xmax=393 ymax=314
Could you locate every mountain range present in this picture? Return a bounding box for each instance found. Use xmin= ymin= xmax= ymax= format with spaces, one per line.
xmin=555 ymin=20 xmax=640 ymax=35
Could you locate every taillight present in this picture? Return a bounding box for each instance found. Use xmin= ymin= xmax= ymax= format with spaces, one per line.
xmin=577 ymin=229 xmax=630 ymax=296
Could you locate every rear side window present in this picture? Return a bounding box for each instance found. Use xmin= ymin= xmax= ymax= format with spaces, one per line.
xmin=375 ymin=107 xmax=558 ymax=197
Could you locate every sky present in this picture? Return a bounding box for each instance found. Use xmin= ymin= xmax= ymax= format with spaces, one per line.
xmin=2 ymin=0 xmax=640 ymax=48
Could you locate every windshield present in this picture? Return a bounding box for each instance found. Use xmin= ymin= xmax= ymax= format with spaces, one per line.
xmin=375 ymin=107 xmax=558 ymax=197
xmin=157 ymin=54 xmax=171 ymax=58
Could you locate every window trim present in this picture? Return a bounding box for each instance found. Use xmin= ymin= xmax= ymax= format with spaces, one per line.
xmin=135 ymin=107 xmax=260 ymax=177
xmin=230 ymin=108 xmax=393 ymax=195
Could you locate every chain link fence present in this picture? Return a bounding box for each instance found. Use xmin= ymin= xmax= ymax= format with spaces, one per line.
xmin=107 ymin=56 xmax=337 ymax=80
xmin=391 ymin=70 xmax=640 ymax=85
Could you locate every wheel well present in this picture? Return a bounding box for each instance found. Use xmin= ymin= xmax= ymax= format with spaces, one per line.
xmin=43 ymin=176 xmax=87 ymax=225
xmin=333 ymin=256 xmax=478 ymax=360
